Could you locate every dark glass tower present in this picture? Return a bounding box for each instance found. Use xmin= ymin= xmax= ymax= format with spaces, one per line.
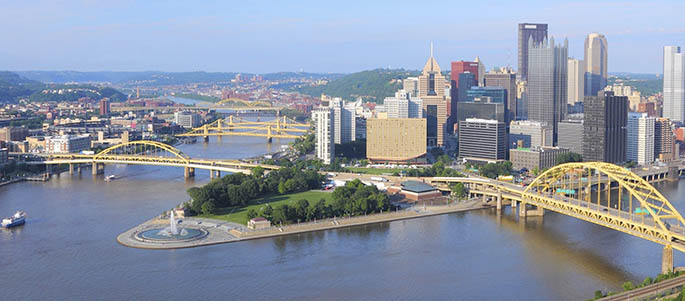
xmin=583 ymin=91 xmax=627 ymax=163
xmin=518 ymin=23 xmax=548 ymax=81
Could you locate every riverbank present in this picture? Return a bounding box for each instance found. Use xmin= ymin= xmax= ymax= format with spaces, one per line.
xmin=117 ymin=199 xmax=492 ymax=249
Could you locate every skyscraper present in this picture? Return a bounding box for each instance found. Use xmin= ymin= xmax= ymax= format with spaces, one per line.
xmin=99 ymin=98 xmax=110 ymax=116
xmin=458 ymin=118 xmax=507 ymax=162
xmin=626 ymin=112 xmax=646 ymax=162
xmin=584 ymin=33 xmax=608 ymax=96
xmin=419 ymin=44 xmax=449 ymax=147
xmin=567 ymin=58 xmax=584 ymax=105
xmin=637 ymin=116 xmax=655 ymax=165
xmin=583 ymin=91 xmax=627 ymax=163
xmin=527 ymin=37 xmax=568 ymax=144
xmin=450 ymin=61 xmax=479 ymax=131
xmin=312 ymin=107 xmax=335 ymax=164
xmin=484 ymin=68 xmax=517 ymax=120
xmin=474 ymin=56 xmax=486 ymax=86
xmin=383 ymin=90 xmax=422 ymax=119
xmin=517 ymin=23 xmax=548 ymax=81
xmin=655 ymin=118 xmax=675 ymax=161
xmin=327 ymin=98 xmax=356 ymax=144
xmin=663 ymin=46 xmax=685 ymax=122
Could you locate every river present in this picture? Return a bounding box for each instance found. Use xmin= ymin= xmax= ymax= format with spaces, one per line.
xmin=2 ymin=137 xmax=685 ymax=300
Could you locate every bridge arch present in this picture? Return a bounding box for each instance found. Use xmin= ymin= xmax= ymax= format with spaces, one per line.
xmin=524 ymin=162 xmax=685 ymax=240
xmin=94 ymin=140 xmax=190 ymax=164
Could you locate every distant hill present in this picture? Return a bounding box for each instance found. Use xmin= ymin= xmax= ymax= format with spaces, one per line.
xmin=609 ymin=73 xmax=662 ymax=96
xmin=0 ymin=71 xmax=126 ymax=103
xmin=0 ymin=71 xmax=44 ymax=102
xmin=293 ymin=69 xmax=420 ymax=102
xmin=16 ymin=71 xmax=341 ymax=86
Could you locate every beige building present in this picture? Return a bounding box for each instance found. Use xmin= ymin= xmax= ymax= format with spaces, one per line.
xmin=418 ymin=46 xmax=449 ymax=147
xmin=366 ymin=118 xmax=427 ymax=163
xmin=567 ymin=58 xmax=584 ymax=104
xmin=510 ymin=146 xmax=569 ymax=171
xmin=248 ymin=217 xmax=271 ymax=230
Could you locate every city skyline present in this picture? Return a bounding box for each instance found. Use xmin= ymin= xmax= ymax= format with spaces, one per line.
xmin=1 ymin=1 xmax=685 ymax=74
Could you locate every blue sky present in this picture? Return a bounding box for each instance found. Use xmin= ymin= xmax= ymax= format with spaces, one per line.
xmin=1 ymin=0 xmax=684 ymax=74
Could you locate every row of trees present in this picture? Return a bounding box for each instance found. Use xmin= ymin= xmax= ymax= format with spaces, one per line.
xmin=186 ymin=166 xmax=325 ymax=215
xmin=479 ymin=161 xmax=513 ymax=179
xmin=247 ymin=179 xmax=393 ymax=225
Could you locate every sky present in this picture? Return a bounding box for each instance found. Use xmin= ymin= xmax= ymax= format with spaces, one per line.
xmin=1 ymin=0 xmax=684 ymax=74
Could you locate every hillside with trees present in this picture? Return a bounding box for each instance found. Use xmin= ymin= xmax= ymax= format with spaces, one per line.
xmin=0 ymin=71 xmax=127 ymax=103
xmin=0 ymin=71 xmax=44 ymax=102
xmin=294 ymin=69 xmax=420 ymax=103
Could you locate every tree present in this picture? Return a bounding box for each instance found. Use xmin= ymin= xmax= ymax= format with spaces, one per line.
xmin=272 ymin=205 xmax=291 ymax=225
xmin=642 ymin=277 xmax=653 ymax=287
xmin=594 ymin=290 xmax=604 ymax=299
xmin=294 ymin=199 xmax=310 ymax=221
xmin=246 ymin=208 xmax=258 ymax=220
xmin=278 ymin=181 xmax=287 ymax=194
xmin=449 ymin=183 xmax=467 ymax=199
xmin=201 ymin=200 xmax=216 ymax=215
xmin=556 ymin=152 xmax=583 ymax=165
xmin=622 ymin=281 xmax=634 ymax=291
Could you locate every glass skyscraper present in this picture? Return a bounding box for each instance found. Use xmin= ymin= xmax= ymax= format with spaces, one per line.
xmin=663 ymin=46 xmax=685 ymax=122
xmin=526 ymin=37 xmax=568 ymax=144
xmin=517 ymin=23 xmax=548 ymax=81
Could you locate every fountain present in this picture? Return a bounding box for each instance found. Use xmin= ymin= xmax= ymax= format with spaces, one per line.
xmin=135 ymin=210 xmax=207 ymax=242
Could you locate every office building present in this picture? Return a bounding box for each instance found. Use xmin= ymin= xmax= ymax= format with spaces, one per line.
xmin=366 ymin=118 xmax=427 ymax=163
xmin=475 ymin=56 xmax=486 ymax=86
xmin=403 ymin=77 xmax=419 ymax=98
xmin=458 ymin=118 xmax=507 ymax=162
xmin=484 ymin=68 xmax=517 ymax=119
xmin=99 ymin=98 xmax=110 ymax=116
xmin=567 ymin=58 xmax=585 ymax=105
xmin=509 ymin=120 xmax=553 ymax=148
xmin=557 ymin=118 xmax=584 ymax=154
xmin=456 ymin=98 xmax=507 ymax=127
xmin=45 ymin=134 xmax=92 ymax=153
xmin=655 ymin=118 xmax=675 ymax=161
xmin=450 ymin=61 xmax=479 ymax=131
xmin=174 ymin=111 xmax=201 ymax=129
xmin=605 ymin=84 xmax=642 ymax=111
xmin=312 ymin=107 xmax=335 ymax=164
xmin=626 ymin=112 xmax=646 ymax=162
xmin=527 ymin=37 xmax=568 ymax=144
xmin=637 ymin=115 xmax=655 ymax=165
xmin=383 ymin=90 xmax=422 ymax=119
xmin=516 ymin=80 xmax=528 ymax=120
xmin=510 ymin=146 xmax=569 ymax=171
xmin=518 ymin=23 xmax=548 ymax=81
xmin=638 ymin=102 xmax=657 ymax=117
xmin=467 ymin=87 xmax=508 ymax=108
xmin=584 ymin=33 xmax=608 ymax=96
xmin=418 ymin=45 xmax=449 ymax=147
xmin=583 ymin=91 xmax=628 ymax=163
xmin=663 ymin=46 xmax=685 ymax=122
xmin=0 ymin=126 xmax=29 ymax=142
xmin=328 ymin=99 xmax=356 ymax=144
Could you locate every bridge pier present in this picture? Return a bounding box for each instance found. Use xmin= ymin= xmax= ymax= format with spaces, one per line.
xmin=210 ymin=169 xmax=215 ymax=179
xmin=69 ymin=164 xmax=74 ymax=175
xmin=527 ymin=206 xmax=545 ymax=217
xmin=512 ymin=199 xmax=517 ymax=208
xmin=496 ymin=192 xmax=502 ymax=211
xmin=663 ymin=245 xmax=674 ymax=274
xmin=216 ymin=170 xmax=221 ymax=178
xmin=519 ymin=202 xmax=526 ymax=217
xmin=184 ymin=167 xmax=195 ymax=179
xmin=45 ymin=164 xmax=52 ymax=176
xmin=92 ymin=162 xmax=104 ymax=175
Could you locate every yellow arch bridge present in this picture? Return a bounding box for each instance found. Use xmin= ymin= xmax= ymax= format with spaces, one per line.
xmin=177 ymin=116 xmax=310 ymax=142
xmin=38 ymin=140 xmax=279 ymax=178
xmin=430 ymin=162 xmax=685 ymax=273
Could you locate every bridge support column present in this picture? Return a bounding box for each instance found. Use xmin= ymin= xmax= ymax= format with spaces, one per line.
xmin=210 ymin=170 xmax=215 ymax=179
xmin=92 ymin=162 xmax=104 ymax=175
xmin=519 ymin=202 xmax=527 ymax=217
xmin=512 ymin=199 xmax=517 ymax=208
xmin=69 ymin=164 xmax=74 ymax=175
xmin=663 ymin=245 xmax=674 ymax=274
xmin=184 ymin=167 xmax=195 ymax=179
xmin=496 ymin=192 xmax=502 ymax=211
xmin=45 ymin=164 xmax=52 ymax=175
xmin=527 ymin=206 xmax=545 ymax=217
xmin=216 ymin=170 xmax=221 ymax=178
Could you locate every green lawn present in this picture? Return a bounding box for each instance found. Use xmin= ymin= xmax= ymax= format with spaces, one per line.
xmin=346 ymin=167 xmax=416 ymax=175
xmin=199 ymin=190 xmax=334 ymax=225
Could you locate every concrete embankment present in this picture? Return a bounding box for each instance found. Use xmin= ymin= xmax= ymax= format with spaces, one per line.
xmin=117 ymin=200 xmax=492 ymax=250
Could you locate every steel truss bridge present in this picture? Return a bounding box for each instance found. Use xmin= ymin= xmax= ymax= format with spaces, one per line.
xmin=37 ymin=140 xmax=279 ymax=178
xmin=430 ymin=162 xmax=685 ymax=273
xmin=177 ymin=116 xmax=310 ymax=141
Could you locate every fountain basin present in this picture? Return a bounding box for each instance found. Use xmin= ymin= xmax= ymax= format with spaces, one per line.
xmin=136 ymin=227 xmax=207 ymax=242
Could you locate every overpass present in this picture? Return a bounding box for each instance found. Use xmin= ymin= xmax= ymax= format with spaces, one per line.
xmin=429 ymin=162 xmax=685 ymax=274
xmin=35 ymin=140 xmax=279 ymax=178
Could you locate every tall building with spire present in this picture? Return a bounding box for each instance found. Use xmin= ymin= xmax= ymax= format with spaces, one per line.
xmin=418 ymin=43 xmax=449 ymax=147
xmin=584 ymin=33 xmax=608 ymax=96
xmin=527 ymin=37 xmax=568 ymax=144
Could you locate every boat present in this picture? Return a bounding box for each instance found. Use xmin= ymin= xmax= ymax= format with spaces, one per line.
xmin=2 ymin=211 xmax=26 ymax=228
xmin=105 ymin=175 xmax=117 ymax=182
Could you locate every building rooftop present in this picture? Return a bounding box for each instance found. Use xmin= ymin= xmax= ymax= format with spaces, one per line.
xmin=401 ymin=180 xmax=437 ymax=193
